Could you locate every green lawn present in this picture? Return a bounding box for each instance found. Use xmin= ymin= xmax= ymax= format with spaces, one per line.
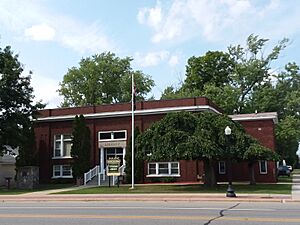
xmin=56 ymin=183 xmax=291 ymax=195
xmin=0 ymin=183 xmax=74 ymax=195
xmin=293 ymin=169 xmax=300 ymax=174
xmin=278 ymin=175 xmax=293 ymax=183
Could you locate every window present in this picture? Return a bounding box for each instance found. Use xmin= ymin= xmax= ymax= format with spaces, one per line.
xmin=170 ymin=163 xmax=179 ymax=175
xmin=54 ymin=134 xmax=72 ymax=158
xmin=113 ymin=131 xmax=126 ymax=139
xmin=259 ymin=160 xmax=268 ymax=174
xmin=147 ymin=162 xmax=180 ymax=177
xmin=99 ymin=130 xmax=127 ymax=141
xmin=158 ymin=163 xmax=168 ymax=174
xmin=219 ymin=161 xmax=226 ymax=174
xmin=148 ymin=163 xmax=156 ymax=175
xmin=52 ymin=165 xmax=72 ymax=178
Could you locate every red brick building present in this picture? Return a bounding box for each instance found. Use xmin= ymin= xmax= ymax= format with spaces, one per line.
xmin=35 ymin=97 xmax=277 ymax=184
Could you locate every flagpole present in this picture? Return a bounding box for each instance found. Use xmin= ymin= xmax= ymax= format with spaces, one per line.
xmin=131 ymin=73 xmax=135 ymax=189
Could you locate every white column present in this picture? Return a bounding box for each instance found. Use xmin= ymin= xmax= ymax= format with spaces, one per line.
xmin=100 ymin=148 xmax=105 ymax=172
xmin=123 ymin=147 xmax=126 ymax=166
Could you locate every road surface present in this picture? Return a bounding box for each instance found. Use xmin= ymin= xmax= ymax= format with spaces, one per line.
xmin=0 ymin=201 xmax=300 ymax=225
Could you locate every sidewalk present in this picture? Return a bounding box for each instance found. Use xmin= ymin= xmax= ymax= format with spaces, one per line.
xmin=0 ymin=186 xmax=292 ymax=203
xmin=0 ymin=177 xmax=298 ymax=203
xmin=292 ymin=173 xmax=300 ymax=200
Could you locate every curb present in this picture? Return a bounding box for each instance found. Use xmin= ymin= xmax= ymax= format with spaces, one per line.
xmin=0 ymin=194 xmax=294 ymax=203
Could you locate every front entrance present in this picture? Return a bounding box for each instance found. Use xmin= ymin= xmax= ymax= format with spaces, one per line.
xmin=104 ymin=148 xmax=124 ymax=167
xmin=99 ymin=147 xmax=126 ymax=172
xmin=98 ymin=130 xmax=127 ymax=173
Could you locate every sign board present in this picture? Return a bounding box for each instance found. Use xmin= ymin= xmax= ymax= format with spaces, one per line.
xmin=106 ymin=158 xmax=121 ymax=176
xmin=99 ymin=141 xmax=126 ymax=148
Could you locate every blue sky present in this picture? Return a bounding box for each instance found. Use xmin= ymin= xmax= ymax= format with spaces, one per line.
xmin=0 ymin=0 xmax=300 ymax=108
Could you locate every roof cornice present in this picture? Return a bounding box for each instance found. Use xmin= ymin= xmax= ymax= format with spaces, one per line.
xmin=229 ymin=112 xmax=278 ymax=124
xmin=36 ymin=105 xmax=221 ymax=122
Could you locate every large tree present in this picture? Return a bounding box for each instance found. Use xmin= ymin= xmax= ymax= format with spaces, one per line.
xmin=161 ymin=34 xmax=299 ymax=166
xmin=0 ymin=45 xmax=43 ymax=155
xmin=136 ymin=111 xmax=276 ymax=187
xmin=183 ymin=51 xmax=234 ymax=92
xmin=71 ymin=115 xmax=91 ymax=181
xmin=58 ymin=52 xmax=155 ymax=107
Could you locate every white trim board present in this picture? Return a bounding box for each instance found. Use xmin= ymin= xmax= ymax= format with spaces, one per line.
xmin=36 ymin=105 xmax=221 ymax=122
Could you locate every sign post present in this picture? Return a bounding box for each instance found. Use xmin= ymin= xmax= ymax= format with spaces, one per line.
xmin=106 ymin=158 xmax=121 ymax=187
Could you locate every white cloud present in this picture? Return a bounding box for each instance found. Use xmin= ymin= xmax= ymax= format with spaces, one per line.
xmin=168 ymin=55 xmax=179 ymax=66
xmin=0 ymin=0 xmax=116 ymax=54
xmin=31 ymin=72 xmax=62 ymax=108
xmin=137 ymin=1 xmax=162 ymax=29
xmin=60 ymin=22 xmax=115 ymax=54
xmin=24 ymin=23 xmax=56 ymax=41
xmin=134 ymin=51 xmax=180 ymax=68
xmin=137 ymin=0 xmax=300 ymax=43
xmin=135 ymin=50 xmax=169 ymax=67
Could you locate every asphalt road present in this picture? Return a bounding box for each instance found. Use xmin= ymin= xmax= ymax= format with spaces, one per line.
xmin=0 ymin=201 xmax=300 ymax=225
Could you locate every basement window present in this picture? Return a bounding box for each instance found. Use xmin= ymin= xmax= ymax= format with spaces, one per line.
xmin=52 ymin=165 xmax=73 ymax=178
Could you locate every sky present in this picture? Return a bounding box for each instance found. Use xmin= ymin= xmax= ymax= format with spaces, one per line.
xmin=0 ymin=0 xmax=300 ymax=108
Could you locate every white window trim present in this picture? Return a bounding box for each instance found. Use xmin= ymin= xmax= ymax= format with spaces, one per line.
xmin=52 ymin=165 xmax=73 ymax=178
xmin=53 ymin=134 xmax=72 ymax=158
xmin=52 ymin=156 xmax=73 ymax=159
xmin=259 ymin=160 xmax=268 ymax=174
xmin=146 ymin=162 xmax=180 ymax=177
xmin=99 ymin=130 xmax=127 ymax=142
xmin=218 ymin=161 xmax=226 ymax=174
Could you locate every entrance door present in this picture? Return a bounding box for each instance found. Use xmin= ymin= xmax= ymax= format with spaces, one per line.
xmin=104 ymin=148 xmax=124 ymax=168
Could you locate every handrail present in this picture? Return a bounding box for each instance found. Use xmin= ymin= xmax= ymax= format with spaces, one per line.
xmin=84 ymin=165 xmax=99 ymax=185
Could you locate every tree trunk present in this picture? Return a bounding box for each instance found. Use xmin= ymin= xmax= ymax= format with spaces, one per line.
xmin=76 ymin=177 xmax=83 ymax=186
xmin=204 ymin=159 xmax=216 ymax=187
xmin=248 ymin=161 xmax=256 ymax=185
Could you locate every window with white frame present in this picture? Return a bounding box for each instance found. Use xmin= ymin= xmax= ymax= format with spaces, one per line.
xmin=219 ymin=161 xmax=226 ymax=174
xmin=99 ymin=130 xmax=127 ymax=141
xmin=147 ymin=162 xmax=180 ymax=176
xmin=52 ymin=165 xmax=72 ymax=178
xmin=54 ymin=134 xmax=72 ymax=158
xmin=259 ymin=160 xmax=268 ymax=174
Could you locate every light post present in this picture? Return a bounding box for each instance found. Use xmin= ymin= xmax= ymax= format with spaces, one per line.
xmin=224 ymin=126 xmax=236 ymax=197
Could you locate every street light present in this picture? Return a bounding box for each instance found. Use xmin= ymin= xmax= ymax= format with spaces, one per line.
xmin=224 ymin=126 xmax=236 ymax=197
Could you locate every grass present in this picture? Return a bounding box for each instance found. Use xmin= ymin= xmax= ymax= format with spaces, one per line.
xmin=278 ymin=175 xmax=292 ymax=183
xmin=0 ymin=183 xmax=74 ymax=195
xmin=293 ymin=169 xmax=300 ymax=174
xmin=56 ymin=183 xmax=291 ymax=195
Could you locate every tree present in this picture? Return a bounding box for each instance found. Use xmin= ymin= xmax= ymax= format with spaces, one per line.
xmin=228 ymin=34 xmax=289 ymax=113
xmin=124 ymin=127 xmax=142 ymax=183
xmin=243 ymin=139 xmax=279 ymax=185
xmin=183 ymin=51 xmax=234 ymax=92
xmin=71 ymin=115 xmax=91 ymax=181
xmin=161 ymin=34 xmax=299 ymax=166
xmin=0 ymin=45 xmax=44 ymax=156
xmin=58 ymin=52 xmax=155 ymax=107
xmin=15 ymin=123 xmax=38 ymax=168
xmin=136 ymin=111 xmax=272 ymax=187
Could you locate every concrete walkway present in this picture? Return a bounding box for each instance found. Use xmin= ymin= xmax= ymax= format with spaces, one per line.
xmin=292 ymin=173 xmax=300 ymax=200
xmin=0 ymin=179 xmax=297 ymax=203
